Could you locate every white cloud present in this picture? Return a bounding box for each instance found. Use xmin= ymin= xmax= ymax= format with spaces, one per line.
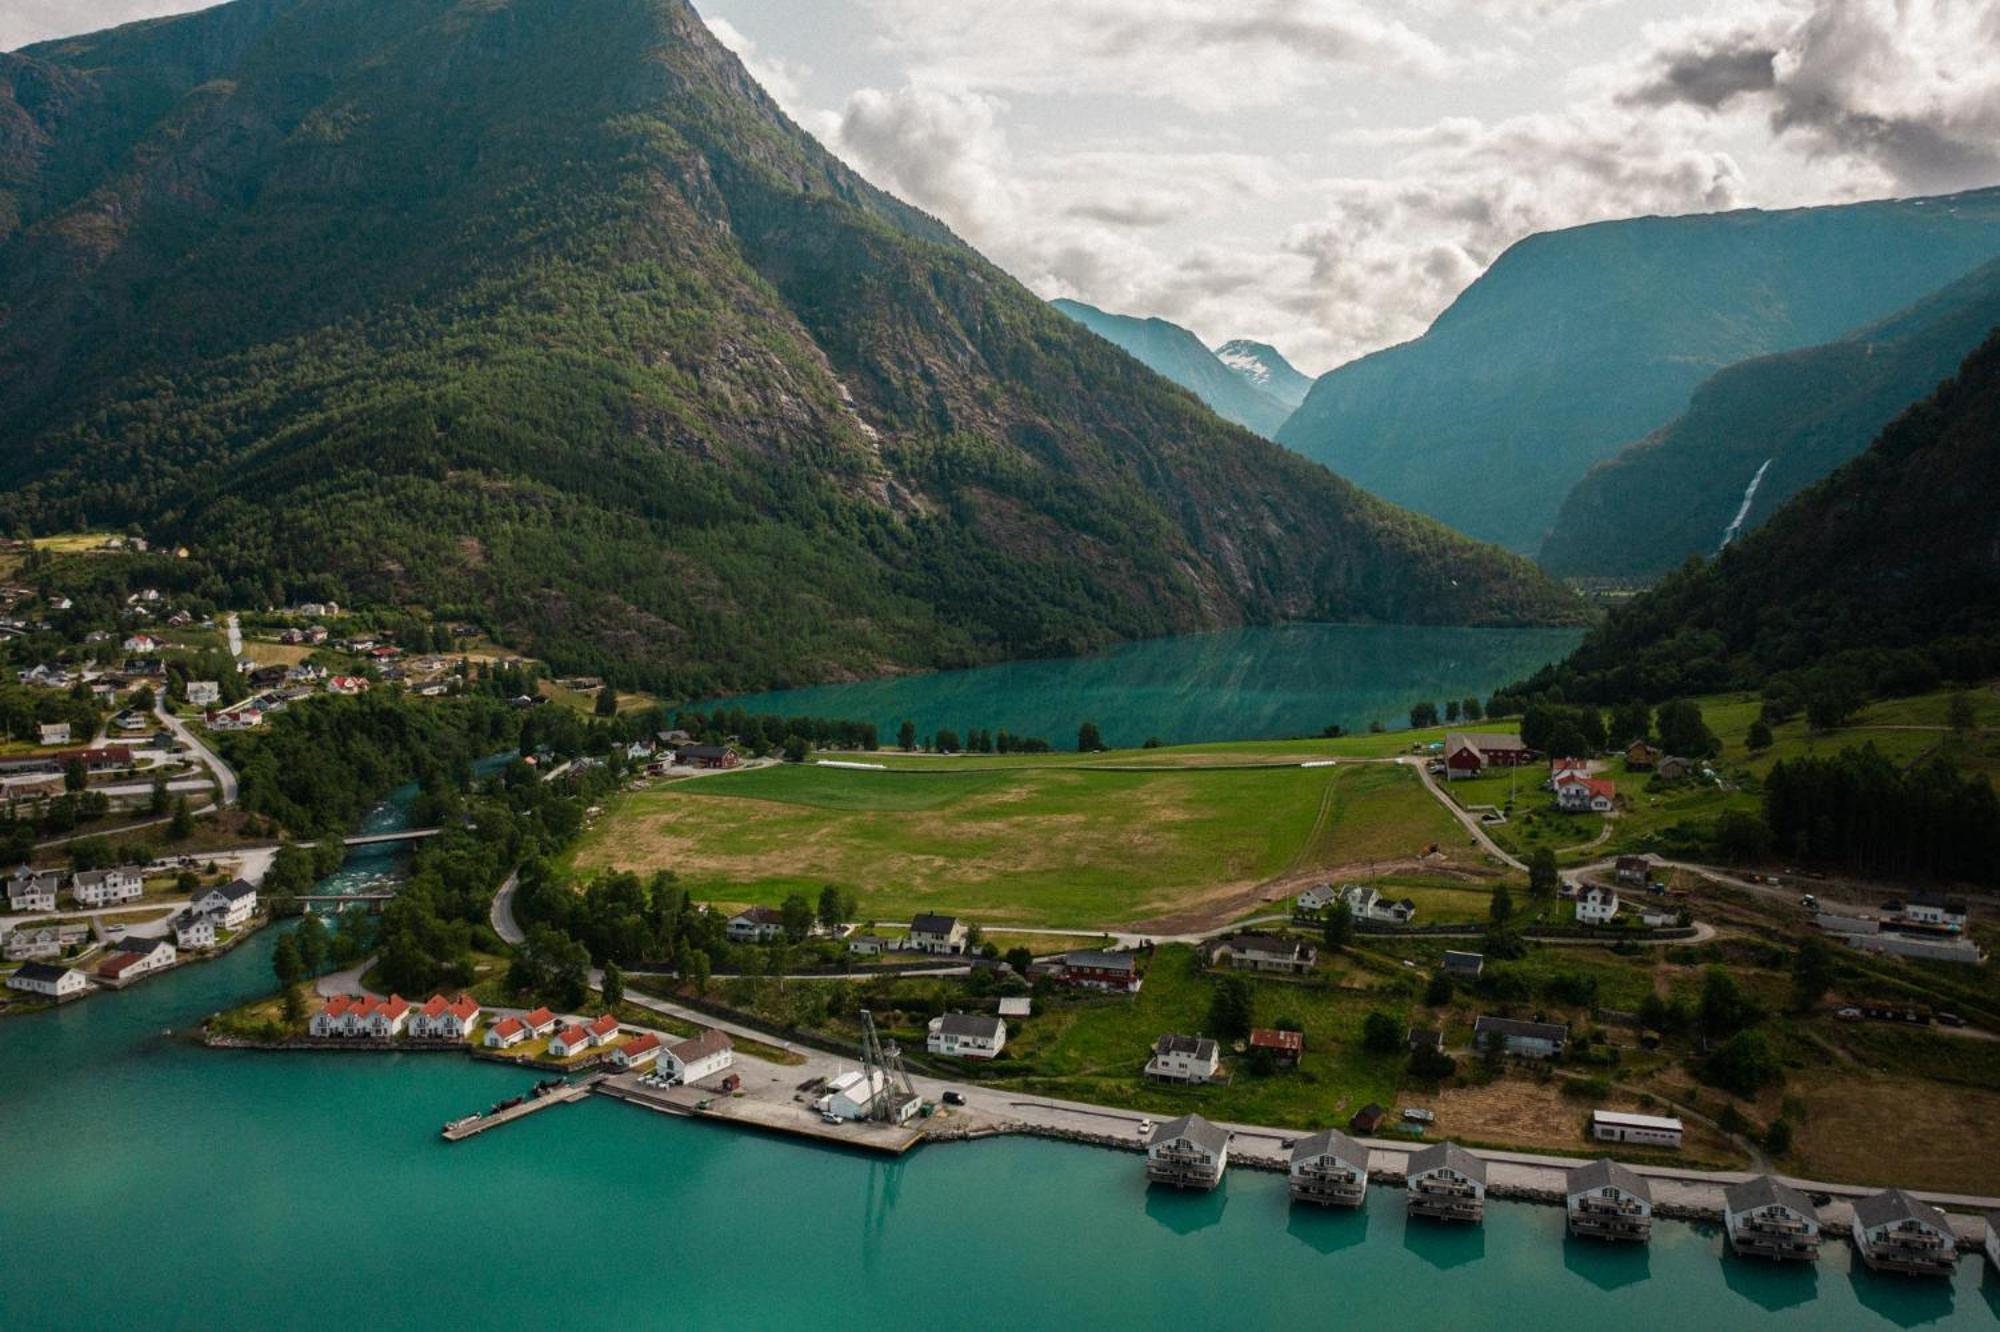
xmin=702 ymin=15 xmax=813 ymax=119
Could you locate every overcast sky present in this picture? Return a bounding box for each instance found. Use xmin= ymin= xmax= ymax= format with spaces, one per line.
xmin=13 ymin=1 xmax=2000 ymax=372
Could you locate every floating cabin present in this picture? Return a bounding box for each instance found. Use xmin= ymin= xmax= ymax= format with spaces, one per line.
xmin=1565 ymin=1159 xmax=1653 ymax=1242
xmin=1405 ymin=1142 xmax=1486 ymax=1223
xmin=1850 ymin=1189 xmax=1959 ymax=1278
xmin=1723 ymin=1176 xmax=1821 ymax=1262
xmin=1288 ymin=1128 xmax=1369 ymax=1208
xmin=1146 ymin=1113 xmax=1230 ymax=1191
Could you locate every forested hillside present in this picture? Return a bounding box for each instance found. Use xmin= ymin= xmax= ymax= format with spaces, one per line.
xmin=1050 ymin=299 xmax=1295 ymax=437
xmin=0 ymin=0 xmax=1577 ymax=695
xmin=1540 ymin=259 xmax=2000 ymax=577
xmin=1518 ymin=331 xmax=2000 ymax=704
xmin=1277 ymin=191 xmax=2000 ymax=552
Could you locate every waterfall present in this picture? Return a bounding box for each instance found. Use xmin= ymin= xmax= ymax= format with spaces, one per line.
xmin=1718 ymin=457 xmax=1775 ymax=553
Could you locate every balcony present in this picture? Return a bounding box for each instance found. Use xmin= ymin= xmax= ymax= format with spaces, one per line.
xmin=1731 ymin=1221 xmax=1820 ymax=1261
xmin=1291 ymin=1167 xmax=1366 ymax=1206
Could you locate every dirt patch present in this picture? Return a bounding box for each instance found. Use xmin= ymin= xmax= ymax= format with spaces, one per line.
xmin=1789 ymin=1073 xmax=2000 ymax=1195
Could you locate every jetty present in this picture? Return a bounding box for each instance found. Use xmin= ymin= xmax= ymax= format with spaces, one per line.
xmin=596 ymin=1072 xmax=926 ymax=1155
xmin=441 ymin=1074 xmax=601 ymax=1141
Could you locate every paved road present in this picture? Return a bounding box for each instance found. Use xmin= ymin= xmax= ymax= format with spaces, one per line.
xmin=490 ymin=868 xmax=524 ymax=945
xmin=155 ymin=703 xmax=239 ymax=807
xmin=1398 ymin=755 xmax=1530 ymax=874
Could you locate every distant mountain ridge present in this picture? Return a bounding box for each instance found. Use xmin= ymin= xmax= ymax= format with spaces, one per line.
xmin=1216 ymin=340 xmax=1312 ymax=410
xmin=1276 ymin=189 xmax=2000 ymax=553
xmin=1051 ymin=299 xmax=1297 ymax=437
xmin=0 ymin=0 xmax=1580 ymax=695
xmin=1539 ymin=258 xmax=2000 ymax=577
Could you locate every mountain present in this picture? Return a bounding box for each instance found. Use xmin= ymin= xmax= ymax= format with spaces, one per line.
xmin=1522 ymin=330 xmax=2000 ymax=703
xmin=1215 ymin=339 xmax=1312 ymax=411
xmin=1540 ymin=259 xmax=2000 ymax=577
xmin=0 ymin=0 xmax=1580 ymax=696
xmin=1050 ymin=300 xmax=1295 ymax=437
xmin=1276 ymin=191 xmax=2000 ymax=553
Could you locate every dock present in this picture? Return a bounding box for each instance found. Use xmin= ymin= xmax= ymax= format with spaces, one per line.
xmin=441 ymin=1074 xmax=602 ymax=1141
xmin=596 ymin=1072 xmax=927 ymax=1154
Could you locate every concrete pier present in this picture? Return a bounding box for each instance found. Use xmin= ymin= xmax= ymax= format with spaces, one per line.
xmin=596 ymin=1072 xmax=926 ymax=1154
xmin=442 ymin=1074 xmax=601 ymax=1141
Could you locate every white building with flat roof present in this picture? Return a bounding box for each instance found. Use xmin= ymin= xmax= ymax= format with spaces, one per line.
xmin=1590 ymin=1110 xmax=1683 ymax=1149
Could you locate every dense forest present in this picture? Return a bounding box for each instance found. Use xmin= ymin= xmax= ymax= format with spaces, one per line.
xmin=0 ymin=0 xmax=1577 ymax=698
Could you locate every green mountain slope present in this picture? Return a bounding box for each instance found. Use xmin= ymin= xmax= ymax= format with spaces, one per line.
xmin=1521 ymin=331 xmax=2000 ymax=703
xmin=1051 ymin=299 xmax=1295 ymax=437
xmin=1216 ymin=339 xmax=1312 ymax=412
xmin=1540 ymin=259 xmax=2000 ymax=577
xmin=0 ymin=0 xmax=1579 ymax=695
xmin=1276 ymin=192 xmax=2000 ymax=553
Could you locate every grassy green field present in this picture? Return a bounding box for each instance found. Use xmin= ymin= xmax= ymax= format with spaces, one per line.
xmin=570 ymin=757 xmax=1486 ymax=929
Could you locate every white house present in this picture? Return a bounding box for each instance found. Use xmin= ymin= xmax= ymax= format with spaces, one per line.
xmin=724 ymin=906 xmax=787 ymax=943
xmin=186 ymin=681 xmax=221 ymax=707
xmin=410 ymin=993 xmax=481 ymax=1039
xmin=122 ymin=634 xmax=161 ymax=654
xmin=7 ymin=961 xmax=88 ymax=1000
xmin=548 ymin=1024 xmax=595 ymax=1059
xmin=1900 ymin=891 xmax=1969 ymax=934
xmin=1295 ymin=884 xmax=1340 ymax=916
xmin=1724 ymin=1175 xmax=1821 ymax=1262
xmin=1566 ymin=1159 xmax=1653 ymax=1242
xmin=1590 ymin=1110 xmax=1683 ymax=1150
xmin=38 ymin=722 xmax=70 ymax=746
xmin=1554 ymin=773 xmax=1617 ymax=813
xmin=171 ymin=911 xmax=216 ymax=950
xmin=846 ymin=934 xmax=893 ymax=957
xmin=1147 ymin=1114 xmax=1230 ymax=1190
xmin=97 ymin=936 xmax=175 ymax=982
xmin=1144 ymin=1033 xmax=1220 ymax=1083
xmin=1339 ymin=884 xmax=1417 ymax=925
xmin=584 ymin=1013 xmax=621 ymax=1047
xmin=1406 ymin=1142 xmax=1487 ymax=1222
xmin=351 ymin=994 xmax=411 ymax=1038
xmin=662 ymin=1029 xmax=734 ymax=1084
xmin=3 ymin=921 xmax=88 ymax=961
xmin=1288 ymin=1128 xmax=1368 ymax=1206
xmin=311 ymin=994 xmax=358 ymax=1036
xmin=1851 ymin=1189 xmax=1958 ymax=1277
xmin=484 ymin=1016 xmax=529 ymax=1049
xmin=8 ymin=870 xmax=61 ymax=913
xmin=815 ymin=1067 xmax=887 ymax=1121
xmin=520 ymin=1006 xmax=558 ymax=1037
xmin=193 ymin=879 xmax=258 ymax=928
xmin=926 ymin=1012 xmax=1007 ymax=1059
xmin=612 ymin=1032 xmax=663 ymax=1069
xmin=908 ymin=913 xmax=969 ymax=955
xmin=71 ymin=867 xmax=144 ymax=907
xmin=1576 ymin=885 xmax=1620 ymax=926
xmin=1204 ymin=932 xmax=1318 ymax=975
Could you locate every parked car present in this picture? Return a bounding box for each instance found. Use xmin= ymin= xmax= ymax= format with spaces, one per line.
xmin=941 ymin=1090 xmax=966 ymax=1106
xmin=1401 ymin=1107 xmax=1435 ymax=1124
xmin=1935 ymin=1012 xmax=1965 ymax=1028
xmin=1835 ymin=1008 xmax=1862 ymax=1021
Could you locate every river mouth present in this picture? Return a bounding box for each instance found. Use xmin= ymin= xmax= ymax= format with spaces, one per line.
xmin=700 ymin=623 xmax=1584 ymax=747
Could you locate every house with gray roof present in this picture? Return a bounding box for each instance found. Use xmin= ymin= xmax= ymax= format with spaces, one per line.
xmin=1289 ymin=1128 xmax=1368 ymax=1207
xmin=908 ymin=913 xmax=968 ymax=955
xmin=1146 ymin=1113 xmax=1230 ymax=1190
xmin=6 ymin=960 xmax=88 ymax=1000
xmin=1203 ymin=931 xmax=1317 ymax=976
xmin=1406 ymin=1142 xmax=1486 ymax=1222
xmin=1144 ymin=1033 xmax=1220 ymax=1083
xmin=1566 ymin=1159 xmax=1653 ymax=1242
xmin=926 ymin=1011 xmax=1007 ymax=1059
xmin=1724 ymin=1176 xmax=1821 ymax=1261
xmin=1851 ymin=1189 xmax=1958 ymax=1277
xmin=1473 ymin=1015 xmax=1568 ymax=1059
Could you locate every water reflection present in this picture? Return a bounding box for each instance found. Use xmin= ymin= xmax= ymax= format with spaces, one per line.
xmin=1562 ymin=1231 xmax=1651 ymax=1291
xmin=1144 ymin=1185 xmax=1228 ymax=1235
xmin=1848 ymin=1263 xmax=1960 ymax=1329
xmin=1285 ymin=1201 xmax=1370 ymax=1256
xmin=1401 ymin=1213 xmax=1486 ymax=1271
xmin=1718 ymin=1247 xmax=1820 ymax=1313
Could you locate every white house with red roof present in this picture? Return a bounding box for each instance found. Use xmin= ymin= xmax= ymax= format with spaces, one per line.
xmin=520 ymin=1006 xmax=558 ymax=1037
xmin=351 ymin=993 xmax=412 ymax=1037
xmin=548 ymin=1024 xmax=595 ymax=1059
xmin=612 ymin=1032 xmax=663 ymax=1069
xmin=327 ymin=676 xmax=370 ymax=695
xmin=585 ymin=1012 xmax=621 ymax=1047
xmin=311 ymin=994 xmax=355 ymax=1036
xmin=410 ymin=993 xmax=482 ymax=1039
xmin=1554 ymin=771 xmax=1617 ymax=813
xmin=484 ymin=1016 xmax=529 ymax=1049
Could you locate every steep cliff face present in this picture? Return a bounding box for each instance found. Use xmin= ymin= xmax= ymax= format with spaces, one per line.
xmin=0 ymin=0 xmax=1580 ymax=693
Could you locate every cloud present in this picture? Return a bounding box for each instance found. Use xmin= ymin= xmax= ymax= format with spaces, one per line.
xmin=703 ymin=15 xmax=812 ymax=118
xmin=1622 ymin=0 xmax=2000 ymax=193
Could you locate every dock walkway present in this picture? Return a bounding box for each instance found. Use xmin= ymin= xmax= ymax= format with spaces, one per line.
xmin=442 ymin=1074 xmax=602 ymax=1141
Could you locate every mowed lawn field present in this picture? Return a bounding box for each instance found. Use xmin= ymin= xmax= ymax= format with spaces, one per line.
xmin=569 ymin=758 xmax=1483 ymax=929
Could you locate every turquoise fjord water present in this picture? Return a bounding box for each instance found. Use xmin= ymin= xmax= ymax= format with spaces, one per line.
xmin=706 ymin=624 xmax=1585 ymax=747
xmin=4 ymin=929 xmax=1996 ymax=1329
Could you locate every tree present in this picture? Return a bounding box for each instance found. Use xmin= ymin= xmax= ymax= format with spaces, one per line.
xmin=1713 ymin=809 xmax=1772 ymax=862
xmin=1361 ymin=1010 xmax=1402 ymax=1054
xmin=1703 ymin=1029 xmax=1783 ymax=1097
xmin=148 ymin=776 xmax=170 ymax=816
xmin=1005 ymin=946 xmax=1034 ymax=972
xmin=781 ymin=733 xmax=810 ymax=763
xmin=897 ymin=719 xmax=917 ymax=751
xmin=1528 ymin=847 xmax=1559 ymax=898
xmin=778 ymin=891 xmax=815 ymax=943
xmin=1948 ymin=692 xmax=1976 ymax=736
xmin=1545 ymin=721 xmax=1589 ymax=761
xmin=1409 ymin=1044 xmax=1457 ymax=1081
xmin=1424 ymin=972 xmax=1454 ymax=1006
xmin=687 ymin=948 xmax=711 ymax=995
xmin=1488 ymin=884 xmax=1514 ymax=926
xmin=1409 ymin=701 xmax=1439 ymax=729
xmin=1656 ymin=698 xmax=1719 ymax=757
xmin=1698 ymin=966 xmax=1762 ymax=1039
xmin=1804 ymin=672 xmax=1864 ymax=731
xmin=168 ymin=796 xmax=195 ymax=840
xmin=1790 ymin=936 xmax=1838 ymax=1012
xmin=934 ymin=728 xmax=961 ymax=753
xmin=1609 ymin=701 xmax=1652 ymax=748
xmin=62 ymin=758 xmax=87 ymax=794
xmin=1444 ymin=699 xmax=1461 ymax=724
xmin=1745 ymin=718 xmax=1774 ymax=752
xmin=272 ymin=933 xmax=303 ymax=1020
xmin=1462 ymin=696 xmax=1483 ymax=722
xmin=601 ymin=960 xmax=625 ymax=1010
xmin=296 ymin=914 xmax=330 ymax=974
xmin=1321 ymin=900 xmax=1354 ymax=951
xmin=1763 ymin=1118 xmax=1793 ymax=1155
xmin=594 ymin=685 xmax=618 ymax=716
xmin=817 ymin=883 xmax=854 ymax=931
xmin=1077 ymin=720 xmax=1103 ymax=752
xmin=1207 ymin=975 xmax=1253 ymax=1042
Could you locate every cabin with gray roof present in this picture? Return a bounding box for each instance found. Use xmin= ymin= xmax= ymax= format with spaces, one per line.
xmin=1289 ymin=1128 xmax=1368 ymax=1207
xmin=1851 ymin=1189 xmax=1958 ymax=1277
xmin=926 ymin=1011 xmax=1007 ymax=1059
xmin=1146 ymin=1113 xmax=1230 ymax=1190
xmin=1473 ymin=1015 xmax=1568 ymax=1059
xmin=1566 ymin=1159 xmax=1653 ymax=1242
xmin=1406 ymin=1142 xmax=1486 ymax=1222
xmin=1724 ymin=1176 xmax=1821 ymax=1261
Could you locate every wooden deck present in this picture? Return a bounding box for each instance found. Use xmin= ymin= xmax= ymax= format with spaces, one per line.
xmin=441 ymin=1074 xmax=602 ymax=1141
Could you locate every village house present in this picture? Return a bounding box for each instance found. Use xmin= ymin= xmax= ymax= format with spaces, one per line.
xmin=1554 ymin=772 xmax=1617 ymax=813
xmin=1474 ymin=1015 xmax=1569 ymax=1059
xmin=1340 ymin=883 xmax=1417 ymax=925
xmin=1640 ymin=906 xmax=1681 ymax=928
xmin=9 ymin=870 xmax=61 ymax=913
xmin=484 ymin=1016 xmax=529 ymax=1049
xmin=38 ymin=722 xmax=70 ymax=746
xmin=192 ymin=880 xmax=258 ymax=929
xmin=1566 ymin=1159 xmax=1653 ymax=1242
xmin=122 ymin=634 xmax=161 ymax=654
xmin=1058 ymin=949 xmax=1143 ymax=994
xmin=1590 ymin=1109 xmax=1684 ymax=1150
xmin=846 ymin=934 xmax=893 ymax=957
xmin=1249 ymin=1027 xmax=1303 ymax=1068
xmin=927 ymin=1011 xmax=1008 ymax=1059
xmin=1899 ymin=890 xmax=1969 ymax=934
xmin=1655 ymin=755 xmax=1695 ymax=781
xmin=186 ymin=681 xmax=221 ymax=707
xmin=1 ymin=772 xmax=65 ymax=805
xmin=662 ymin=1029 xmax=734 ymax=1083
xmin=1146 ymin=1113 xmax=1230 ymax=1190
xmin=1576 ymin=885 xmax=1620 ymax=926
xmin=612 ymin=1032 xmax=663 ymax=1070
xmin=1550 ymin=756 xmax=1590 ymax=781
xmin=410 ymin=993 xmax=482 ymax=1040
xmin=311 ymin=995 xmax=356 ymax=1036
xmin=1615 ymin=855 xmax=1650 ymax=886
xmin=97 ymin=936 xmax=176 ymax=982
xmin=1294 ymin=884 xmax=1340 ymax=917
xmin=1444 ymin=732 xmax=1536 ymax=779
xmin=998 ymin=996 xmax=1031 ymax=1019
xmin=1624 ymin=740 xmax=1661 ymax=769
xmin=352 ymin=994 xmax=412 ymax=1038
xmin=675 ymin=743 xmax=740 ymax=769
xmin=1288 ymin=1127 xmax=1368 ymax=1206
xmin=548 ymin=1024 xmax=596 ymax=1059
xmin=4 ymin=921 xmax=89 ymax=961
xmin=1724 ymin=1176 xmax=1821 ymax=1262
xmin=815 ymin=1067 xmax=890 ymax=1121
xmin=1851 ymin=1189 xmax=1958 ymax=1277
xmin=725 ymin=906 xmax=787 ymax=944
xmin=520 ymin=1006 xmax=558 ymax=1038
xmin=71 ymin=867 xmax=144 ymax=907
xmin=1204 ymin=931 xmax=1318 ymax=976
xmin=1407 ymin=1028 xmax=1443 ymax=1056
xmin=171 ymin=912 xmax=216 ymax=950
xmin=1145 ymin=1033 xmax=1221 ymax=1083
xmin=327 ymin=676 xmax=368 ymax=696
xmin=1441 ymin=950 xmax=1484 ymax=980
xmin=908 ymin=913 xmax=969 ymax=955
xmin=1406 ymin=1142 xmax=1487 ymax=1222
xmin=1348 ymin=1103 xmax=1386 ymax=1135
xmin=9 ymin=960 xmax=90 ymax=1000
xmin=585 ymin=1013 xmax=621 ymax=1047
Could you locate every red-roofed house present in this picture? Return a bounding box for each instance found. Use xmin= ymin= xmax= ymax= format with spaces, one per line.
xmin=1249 ymin=1027 xmax=1304 ymax=1068
xmin=410 ymin=993 xmax=482 ymax=1039
xmin=520 ymin=1007 xmax=557 ymax=1037
xmin=484 ymin=1016 xmax=528 ymax=1049
xmin=1555 ymin=774 xmax=1617 ymax=814
xmin=549 ymin=1025 xmax=595 ymax=1059
xmin=358 ymin=994 xmax=411 ymax=1037
xmin=585 ymin=1012 xmax=621 ymax=1047
xmin=311 ymin=994 xmax=356 ymax=1037
xmin=612 ymin=1032 xmax=662 ymax=1069
xmin=1551 ymin=757 xmax=1589 ymax=778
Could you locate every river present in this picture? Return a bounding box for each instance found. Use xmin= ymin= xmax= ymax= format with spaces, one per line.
xmin=704 ymin=623 xmax=1584 ymax=747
